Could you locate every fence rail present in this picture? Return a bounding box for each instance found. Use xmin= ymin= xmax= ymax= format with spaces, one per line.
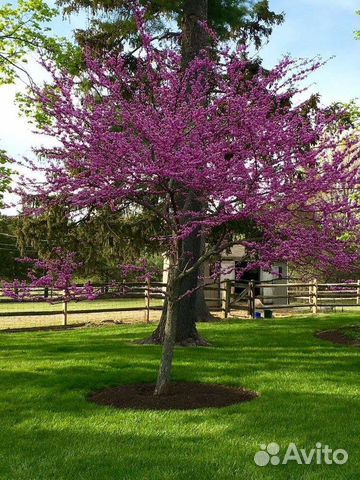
xmin=0 ymin=280 xmax=223 ymax=328
xmin=224 ymin=278 xmax=360 ymax=317
xmin=0 ymin=278 xmax=359 ymax=329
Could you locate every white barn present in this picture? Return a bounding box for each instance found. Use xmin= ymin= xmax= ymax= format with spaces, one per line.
xmin=163 ymin=244 xmax=288 ymax=307
xmin=214 ymin=245 xmax=288 ymax=306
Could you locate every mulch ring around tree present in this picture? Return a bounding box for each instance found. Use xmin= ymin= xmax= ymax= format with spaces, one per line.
xmin=88 ymin=382 xmax=258 ymax=411
xmin=315 ymin=325 xmax=360 ymax=347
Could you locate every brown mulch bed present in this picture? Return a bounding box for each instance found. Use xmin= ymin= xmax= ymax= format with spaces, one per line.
xmin=88 ymin=382 xmax=258 ymax=411
xmin=315 ymin=326 xmax=360 ymax=347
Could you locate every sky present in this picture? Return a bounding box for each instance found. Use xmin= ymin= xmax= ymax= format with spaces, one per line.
xmin=262 ymin=0 xmax=359 ymax=104
xmin=0 ymin=0 xmax=359 ymax=210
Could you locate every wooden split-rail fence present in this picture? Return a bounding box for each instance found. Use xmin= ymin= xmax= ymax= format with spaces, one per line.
xmin=220 ymin=279 xmax=360 ymax=318
xmin=0 ymin=279 xmax=359 ymax=328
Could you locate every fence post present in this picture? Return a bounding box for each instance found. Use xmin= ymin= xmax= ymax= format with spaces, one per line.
xmin=220 ymin=281 xmax=229 ymax=318
xmin=223 ymin=279 xmax=231 ymax=318
xmin=144 ymin=278 xmax=150 ymax=323
xmin=221 ymin=281 xmax=226 ymax=318
xmin=62 ymin=296 xmax=68 ymax=327
xmin=357 ymin=280 xmax=360 ymax=306
xmin=248 ymin=280 xmax=255 ymax=318
xmin=311 ymin=278 xmax=318 ymax=314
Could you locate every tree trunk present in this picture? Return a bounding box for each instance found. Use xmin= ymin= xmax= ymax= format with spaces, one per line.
xmin=153 ymin=1 xmax=210 ymax=393
xmin=154 ymin=287 xmax=178 ymax=395
xmin=141 ymin=194 xmax=211 ymax=346
xmin=179 ymin=1 xmax=209 ymax=333
xmin=140 ymin=258 xmax=214 ymax=345
xmin=141 ymin=1 xmax=214 ymax=346
xmin=195 ymin=283 xmax=215 ymax=323
xmin=145 ymin=286 xmax=211 ymax=346
xmin=181 ymin=0 xmax=209 ymax=67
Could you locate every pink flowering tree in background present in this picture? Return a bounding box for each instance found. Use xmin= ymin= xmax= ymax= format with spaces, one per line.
xmin=14 ymin=8 xmax=360 ymax=394
xmin=2 ymin=247 xmax=96 ymax=326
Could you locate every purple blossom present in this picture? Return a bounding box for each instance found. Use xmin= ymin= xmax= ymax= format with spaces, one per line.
xmin=12 ymin=7 xmax=360 ymax=283
xmin=2 ymin=248 xmax=97 ymax=303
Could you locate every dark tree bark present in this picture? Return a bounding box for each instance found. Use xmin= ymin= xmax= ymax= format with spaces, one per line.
xmin=180 ymin=0 xmax=209 ymax=67
xmin=176 ymin=0 xmax=216 ymax=330
xmin=141 ymin=223 xmax=211 ymax=346
xmin=145 ymin=290 xmax=213 ymax=345
xmin=141 ymin=1 xmax=215 ymax=346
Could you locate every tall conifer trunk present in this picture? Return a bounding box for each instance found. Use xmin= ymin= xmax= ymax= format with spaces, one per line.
xmin=180 ymin=0 xmax=209 ymax=67
xmin=143 ymin=0 xmax=215 ymax=348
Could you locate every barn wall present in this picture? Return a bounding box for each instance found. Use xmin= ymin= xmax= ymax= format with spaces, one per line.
xmin=260 ymin=263 xmax=288 ymax=305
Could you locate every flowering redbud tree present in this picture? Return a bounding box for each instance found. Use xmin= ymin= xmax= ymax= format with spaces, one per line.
xmin=2 ymin=248 xmax=96 ymax=326
xmin=17 ymin=13 xmax=360 ymax=393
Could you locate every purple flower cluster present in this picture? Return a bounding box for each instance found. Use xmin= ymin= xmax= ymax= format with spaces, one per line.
xmin=2 ymin=248 xmax=96 ymax=303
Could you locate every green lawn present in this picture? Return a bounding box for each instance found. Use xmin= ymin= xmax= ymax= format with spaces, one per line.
xmin=0 ymin=313 xmax=359 ymax=480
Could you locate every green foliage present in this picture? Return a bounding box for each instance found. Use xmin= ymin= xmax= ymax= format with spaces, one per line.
xmin=328 ymin=99 xmax=360 ymax=129
xmin=209 ymin=0 xmax=283 ymax=47
xmin=0 ymin=0 xmax=58 ymax=84
xmin=57 ymin=0 xmax=284 ymax=50
xmin=355 ymin=10 xmax=360 ymax=39
xmin=0 ymin=216 xmax=28 ymax=280
xmin=0 ymin=150 xmax=12 ymax=208
xmin=17 ymin=206 xmax=163 ymax=282
xmin=16 ymin=79 xmax=72 ymax=128
xmin=0 ymin=0 xmax=84 ymax=125
xmin=0 ymin=0 xmax=84 ymax=90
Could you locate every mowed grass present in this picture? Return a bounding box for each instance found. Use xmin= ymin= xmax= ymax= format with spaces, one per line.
xmin=0 ymin=313 xmax=359 ymax=480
